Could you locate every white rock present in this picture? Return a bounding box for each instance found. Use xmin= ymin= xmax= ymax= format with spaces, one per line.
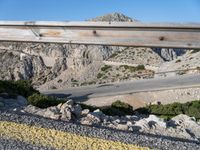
xmin=170 ymin=114 xmax=200 ymax=139
xmin=81 ymin=109 xmax=90 ymax=116
xmin=57 ymin=103 xmax=63 ymax=109
xmin=60 ymin=102 xmax=71 ymax=112
xmin=61 ymin=107 xmax=71 ymax=121
xmin=134 ymin=115 xmax=166 ymax=131
xmin=146 ymin=115 xmax=166 ymax=128
xmin=116 ymin=124 xmax=129 ymax=130
xmin=127 ymin=121 xmax=132 ymax=126
xmin=112 ymin=119 xmax=121 ymax=124
xmin=80 ymin=113 xmax=101 ymax=125
xmin=44 ymin=106 xmax=61 ymax=120
xmin=66 ymin=99 xmax=74 ymax=106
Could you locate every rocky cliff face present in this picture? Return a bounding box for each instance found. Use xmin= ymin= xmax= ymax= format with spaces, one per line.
xmin=153 ymin=48 xmax=187 ymax=61
xmin=0 ymin=41 xmax=124 ymax=88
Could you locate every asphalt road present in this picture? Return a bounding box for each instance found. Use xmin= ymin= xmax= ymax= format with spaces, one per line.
xmin=42 ymin=74 xmax=200 ymax=100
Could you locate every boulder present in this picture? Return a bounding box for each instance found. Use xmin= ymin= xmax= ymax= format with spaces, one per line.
xmin=92 ymin=109 xmax=105 ymax=119
xmin=66 ymin=99 xmax=74 ymax=105
xmin=60 ymin=101 xmax=72 ymax=112
xmin=81 ymin=109 xmax=90 ymax=116
xmin=60 ymin=107 xmax=72 ymax=121
xmin=126 ymin=121 xmax=133 ymax=126
xmin=80 ymin=113 xmax=101 ymax=126
xmin=112 ymin=119 xmax=121 ymax=125
xmin=56 ymin=103 xmax=62 ymax=109
xmin=169 ymin=114 xmax=200 ymax=139
xmin=146 ymin=115 xmax=166 ymax=128
xmin=134 ymin=115 xmax=167 ymax=130
xmin=116 ymin=124 xmax=129 ymax=131
xmin=44 ymin=106 xmax=61 ymax=120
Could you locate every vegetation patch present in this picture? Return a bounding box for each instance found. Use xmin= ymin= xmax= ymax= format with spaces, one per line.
xmin=79 ymin=100 xmax=134 ymax=116
xmin=191 ymin=49 xmax=200 ymax=54
xmin=175 ymin=59 xmax=181 ymax=63
xmin=101 ymin=65 xmax=112 ymax=72
xmin=71 ymin=78 xmax=78 ymax=83
xmin=119 ymin=65 xmax=145 ymax=72
xmin=28 ymin=93 xmax=66 ymax=108
xmin=110 ymin=52 xmax=119 ymax=58
xmin=135 ymin=100 xmax=200 ymax=119
xmin=0 ymin=80 xmax=39 ymax=98
xmin=97 ymin=73 xmax=104 ymax=79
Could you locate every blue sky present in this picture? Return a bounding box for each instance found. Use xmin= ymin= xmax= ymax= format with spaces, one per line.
xmin=0 ymin=0 xmax=199 ymax=22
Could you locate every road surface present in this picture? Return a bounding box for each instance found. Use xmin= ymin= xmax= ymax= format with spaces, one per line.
xmin=42 ymin=74 xmax=200 ymax=100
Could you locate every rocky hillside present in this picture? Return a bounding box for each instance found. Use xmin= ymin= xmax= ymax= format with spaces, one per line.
xmin=0 ymin=42 xmax=122 ymax=88
xmin=89 ymin=12 xmax=136 ymax=22
xmin=0 ymin=13 xmax=199 ymax=90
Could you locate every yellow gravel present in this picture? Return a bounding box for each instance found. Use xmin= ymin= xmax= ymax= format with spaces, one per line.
xmin=0 ymin=121 xmax=149 ymax=150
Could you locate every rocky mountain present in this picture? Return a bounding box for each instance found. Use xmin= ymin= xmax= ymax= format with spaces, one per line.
xmin=153 ymin=48 xmax=187 ymax=61
xmin=89 ymin=12 xmax=135 ymax=22
xmin=0 ymin=42 xmax=123 ymax=87
xmin=0 ymin=13 xmax=198 ymax=90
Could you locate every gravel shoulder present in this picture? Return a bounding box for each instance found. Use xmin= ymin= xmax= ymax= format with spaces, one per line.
xmin=0 ymin=111 xmax=200 ymax=150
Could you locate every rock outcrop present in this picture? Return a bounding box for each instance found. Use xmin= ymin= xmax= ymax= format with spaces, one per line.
xmin=153 ymin=48 xmax=187 ymax=61
xmin=89 ymin=12 xmax=136 ymax=22
xmin=23 ymin=99 xmax=200 ymax=142
xmin=1 ymin=93 xmax=199 ymax=142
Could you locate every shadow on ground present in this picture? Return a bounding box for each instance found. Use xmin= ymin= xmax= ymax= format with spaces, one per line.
xmin=45 ymin=92 xmax=93 ymax=102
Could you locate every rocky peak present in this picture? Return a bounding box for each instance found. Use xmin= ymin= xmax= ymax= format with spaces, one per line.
xmin=89 ymin=12 xmax=136 ymax=22
xmin=153 ymin=48 xmax=187 ymax=61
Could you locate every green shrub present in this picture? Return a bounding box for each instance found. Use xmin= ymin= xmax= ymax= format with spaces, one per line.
xmin=191 ymin=49 xmax=200 ymax=54
xmin=101 ymin=106 xmax=127 ymax=116
xmin=79 ymin=103 xmax=98 ymax=112
xmin=110 ymin=53 xmax=118 ymax=58
xmin=97 ymin=73 xmax=104 ymax=79
xmin=149 ymin=102 xmax=184 ymax=116
xmin=28 ymin=93 xmax=66 ymax=108
xmin=71 ymin=78 xmax=78 ymax=82
xmin=101 ymin=65 xmax=112 ymax=72
xmin=175 ymin=59 xmax=181 ymax=63
xmin=136 ymin=65 xmax=145 ymax=70
xmin=78 ymin=101 xmax=134 ymax=116
xmin=119 ymin=65 xmax=145 ymax=72
xmin=0 ymin=80 xmax=39 ymax=98
xmin=111 ymin=100 xmax=133 ymax=115
xmin=135 ymin=100 xmax=200 ymax=119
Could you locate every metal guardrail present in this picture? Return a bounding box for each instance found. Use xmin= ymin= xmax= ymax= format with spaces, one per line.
xmin=0 ymin=21 xmax=200 ymax=48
